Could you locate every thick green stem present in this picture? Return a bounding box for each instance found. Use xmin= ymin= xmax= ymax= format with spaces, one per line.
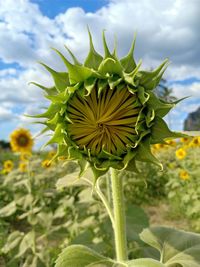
xmin=111 ymin=168 xmax=128 ymax=262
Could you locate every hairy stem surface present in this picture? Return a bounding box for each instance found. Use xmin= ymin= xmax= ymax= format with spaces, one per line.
xmin=111 ymin=168 xmax=128 ymax=261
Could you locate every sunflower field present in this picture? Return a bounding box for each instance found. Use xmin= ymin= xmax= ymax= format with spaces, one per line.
xmin=0 ymin=128 xmax=200 ymax=266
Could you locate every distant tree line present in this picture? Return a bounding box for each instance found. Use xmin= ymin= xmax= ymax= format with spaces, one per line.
xmin=0 ymin=140 xmax=10 ymax=150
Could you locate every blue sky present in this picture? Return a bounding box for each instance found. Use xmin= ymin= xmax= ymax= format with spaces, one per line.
xmin=0 ymin=0 xmax=200 ymax=146
xmin=31 ymin=0 xmax=108 ymax=17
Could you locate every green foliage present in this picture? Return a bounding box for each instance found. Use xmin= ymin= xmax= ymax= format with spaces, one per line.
xmin=1 ymin=138 xmax=200 ymax=266
xmin=55 ymin=245 xmax=113 ymax=267
xmin=56 ymin=226 xmax=200 ymax=267
xmin=166 ymin=145 xmax=200 ymax=231
xmin=140 ymin=226 xmax=200 ymax=267
xmin=123 ymin=166 xmax=168 ymax=205
xmin=0 ymin=157 xmax=81 ymax=266
xmin=0 ymin=156 xmax=152 ymax=266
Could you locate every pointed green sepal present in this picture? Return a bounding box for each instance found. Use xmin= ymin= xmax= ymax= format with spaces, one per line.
xmin=136 ymin=138 xmax=163 ymax=170
xmin=137 ymin=86 xmax=150 ymax=105
xmin=139 ymin=59 xmax=170 ymax=90
xmin=124 ymin=59 xmax=142 ymax=85
xmin=108 ymin=76 xmax=122 ymax=89
xmin=78 ymin=159 xmax=89 ymax=177
xmin=145 ymin=108 xmax=155 ymax=127
xmin=52 ymin=48 xmax=97 ymax=84
xmin=68 ymin=146 xmax=83 ymax=160
xmin=39 ymin=62 xmax=69 ymax=92
xmin=91 ymin=166 xmax=108 ymax=182
xmin=120 ymin=34 xmax=137 ymax=73
xmin=102 ymin=30 xmax=113 ymax=59
xmin=29 ymin=82 xmax=57 ymax=95
xmin=151 ymin=116 xmax=187 ymax=144
xmin=84 ymin=28 xmax=103 ymax=70
xmin=84 ymin=77 xmax=97 ymax=95
xmin=122 ymin=149 xmax=137 ymax=170
xmin=147 ymin=92 xmax=175 ymax=118
xmin=97 ymin=79 xmax=108 ymax=97
xmin=45 ymin=91 xmax=69 ymax=104
xmin=64 ymin=45 xmax=81 ymax=65
xmin=98 ymin=58 xmax=123 ymax=76
xmin=27 ymin=103 xmax=61 ymax=119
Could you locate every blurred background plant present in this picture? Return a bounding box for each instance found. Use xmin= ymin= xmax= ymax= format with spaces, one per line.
xmin=0 ymin=128 xmax=200 ymax=266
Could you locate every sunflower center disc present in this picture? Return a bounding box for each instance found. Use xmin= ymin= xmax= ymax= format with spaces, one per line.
xmin=18 ymin=135 xmax=29 ymax=146
xmin=67 ymin=86 xmax=141 ymax=156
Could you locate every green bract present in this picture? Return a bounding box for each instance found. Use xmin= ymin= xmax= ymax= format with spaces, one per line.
xmin=31 ymin=30 xmax=185 ymax=180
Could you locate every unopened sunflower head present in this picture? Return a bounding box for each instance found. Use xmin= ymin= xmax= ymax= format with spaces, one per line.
xmin=30 ymin=30 xmax=186 ymax=180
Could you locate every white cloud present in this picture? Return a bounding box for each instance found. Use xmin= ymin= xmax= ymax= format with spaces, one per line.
xmin=172 ymin=81 xmax=200 ymax=99
xmin=0 ymin=106 xmax=18 ymax=122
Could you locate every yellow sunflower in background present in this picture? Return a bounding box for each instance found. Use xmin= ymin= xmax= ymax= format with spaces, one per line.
xmin=179 ymin=170 xmax=190 ymax=180
xmin=189 ymin=137 xmax=200 ymax=147
xmin=10 ymin=128 xmax=33 ymax=153
xmin=180 ymin=137 xmax=190 ymax=143
xmin=41 ymin=159 xmax=52 ymax=168
xmin=175 ymin=148 xmax=186 ymax=160
xmin=165 ymin=139 xmax=176 ymax=146
xmin=154 ymin=144 xmax=166 ymax=150
xmin=47 ymin=150 xmax=56 ymax=159
xmin=20 ymin=151 xmax=32 ymax=161
xmin=3 ymin=160 xmax=14 ymax=173
xmin=19 ymin=162 xmax=28 ymax=172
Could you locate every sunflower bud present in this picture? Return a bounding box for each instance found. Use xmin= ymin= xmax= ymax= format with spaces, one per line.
xmin=31 ymin=30 xmax=186 ymax=180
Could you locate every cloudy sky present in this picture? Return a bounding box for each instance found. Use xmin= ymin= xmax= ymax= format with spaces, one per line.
xmin=0 ymin=0 xmax=200 ymax=145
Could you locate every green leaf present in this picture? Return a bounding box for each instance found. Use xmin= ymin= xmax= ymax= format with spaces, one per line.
xmin=126 ymin=205 xmax=149 ymax=242
xmin=127 ymin=258 xmax=165 ymax=267
xmin=22 ymin=255 xmax=38 ymax=267
xmin=16 ymin=231 xmax=35 ymax=258
xmin=2 ymin=231 xmax=23 ymax=253
xmin=0 ymin=201 xmax=16 ymax=217
xmin=140 ymin=226 xmax=200 ymax=267
xmin=120 ymin=35 xmax=137 ymax=73
xmin=71 ymin=230 xmax=94 ymax=247
xmin=84 ymin=28 xmax=103 ymax=70
xmin=55 ymin=245 xmax=114 ymax=267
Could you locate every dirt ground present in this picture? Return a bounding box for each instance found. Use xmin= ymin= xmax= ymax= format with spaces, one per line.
xmin=144 ymin=202 xmax=190 ymax=230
